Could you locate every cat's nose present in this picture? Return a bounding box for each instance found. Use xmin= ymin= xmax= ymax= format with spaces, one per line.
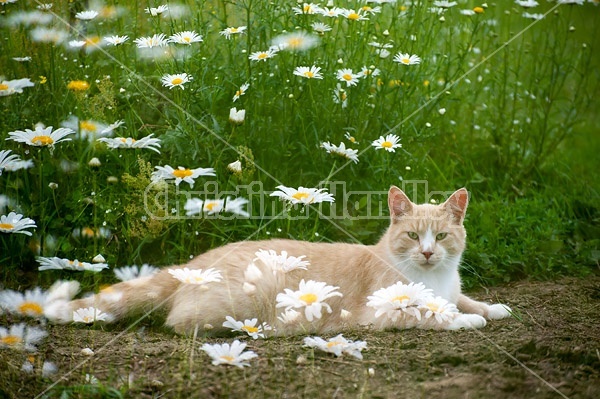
xmin=422 ymin=251 xmax=433 ymax=260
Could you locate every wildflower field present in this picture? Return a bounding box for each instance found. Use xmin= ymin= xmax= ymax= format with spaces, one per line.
xmin=1 ymin=0 xmax=599 ymax=398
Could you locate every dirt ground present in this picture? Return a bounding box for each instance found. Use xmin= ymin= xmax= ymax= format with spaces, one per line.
xmin=1 ymin=276 xmax=599 ymax=399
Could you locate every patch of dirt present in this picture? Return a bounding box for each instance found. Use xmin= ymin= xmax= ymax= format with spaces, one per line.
xmin=1 ymin=276 xmax=599 ymax=398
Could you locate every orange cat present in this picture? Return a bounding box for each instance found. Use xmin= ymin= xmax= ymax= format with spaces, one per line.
xmin=45 ymin=187 xmax=511 ymax=335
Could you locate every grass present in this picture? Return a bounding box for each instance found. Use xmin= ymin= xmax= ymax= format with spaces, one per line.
xmin=1 ymin=0 xmax=599 ymax=396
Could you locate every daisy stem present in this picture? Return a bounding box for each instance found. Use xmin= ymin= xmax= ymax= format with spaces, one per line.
xmin=37 ymin=150 xmax=45 ymax=256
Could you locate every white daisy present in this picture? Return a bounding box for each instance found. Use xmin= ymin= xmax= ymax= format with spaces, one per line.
xmin=336 ymin=68 xmax=361 ymax=87
xmin=248 ymin=49 xmax=278 ymax=62
xmin=421 ymin=296 xmax=459 ymax=324
xmin=219 ymin=26 xmax=247 ymax=39
xmin=393 ymin=52 xmax=422 ymax=65
xmin=332 ymin=84 xmax=348 ymax=108
xmin=271 ymin=185 xmax=335 ymax=206
xmin=371 ymin=134 xmax=402 ymax=152
xmin=184 ymin=197 xmax=250 ymax=217
xmin=30 ymin=27 xmax=69 ymax=44
xmin=341 ymin=9 xmax=369 ymax=21
xmin=145 ymin=5 xmax=169 ymax=16
xmin=113 ymin=264 xmax=159 ymax=282
xmin=161 ymin=73 xmax=192 ymax=90
xmin=0 ymin=150 xmax=20 ymax=175
xmin=515 ymin=0 xmax=539 ymax=6
xmin=75 ymin=10 xmax=99 ymax=20
xmin=73 ymin=307 xmax=110 ymax=323
xmin=134 ymin=33 xmax=169 ymax=48
xmin=321 ymin=142 xmax=359 ymax=164
xmin=460 ymin=9 xmax=476 ymax=16
xmin=0 ymin=78 xmax=35 ymax=96
xmin=6 ymin=125 xmax=74 ymax=147
xmin=201 ymin=340 xmax=257 ymax=368
xmin=227 ymin=160 xmax=242 ymax=174
xmin=36 ymin=257 xmax=109 ymax=272
xmin=522 ymin=12 xmax=545 ymax=19
xmin=71 ymin=226 xmax=111 ymax=239
xmin=0 ymin=323 xmax=47 ymax=352
xmin=359 ymin=66 xmax=381 ymax=78
xmin=0 ymin=287 xmax=48 ymax=318
xmin=1 ymin=158 xmax=34 ymax=172
xmin=60 ymin=116 xmax=122 ymax=140
xmin=0 ymin=212 xmax=37 ymax=236
xmin=168 ymin=267 xmax=223 ymax=285
xmin=12 ymin=56 xmax=32 ymax=62
xmin=104 ymin=35 xmax=129 ymax=45
xmin=97 ymin=134 xmax=162 ymax=153
xmin=433 ymin=0 xmax=458 ymax=7
xmin=271 ymin=31 xmax=319 ymax=52
xmin=303 ymin=334 xmax=367 ymax=359
xmin=229 ymin=107 xmax=246 ymax=124
xmin=318 ymin=7 xmax=343 ymax=17
xmin=222 ymin=316 xmax=272 ymax=339
xmin=276 ymin=280 xmax=343 ymax=322
xmin=169 ymin=31 xmax=203 ymax=45
xmin=151 ymin=165 xmax=216 ymax=187
xmin=366 ymin=281 xmax=433 ymax=322
xmin=311 ymin=22 xmax=332 ymax=34
xmin=253 ymin=249 xmax=310 ymax=274
xmin=293 ymin=66 xmax=324 ymax=79
xmin=292 ymin=3 xmax=323 ymax=14
xmin=232 ymin=83 xmax=249 ymax=102
xmin=277 ymin=309 xmax=302 ymax=325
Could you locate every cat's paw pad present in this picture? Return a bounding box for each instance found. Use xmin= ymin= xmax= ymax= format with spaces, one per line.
xmin=447 ymin=314 xmax=487 ymax=330
xmin=487 ymin=303 xmax=512 ymax=320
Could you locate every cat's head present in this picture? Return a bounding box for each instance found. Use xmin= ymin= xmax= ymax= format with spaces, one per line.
xmin=382 ymin=187 xmax=468 ymax=271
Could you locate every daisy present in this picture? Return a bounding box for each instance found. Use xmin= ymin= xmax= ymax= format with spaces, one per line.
xmin=292 ymin=3 xmax=323 ymax=14
xmin=421 ymin=296 xmax=459 ymax=324
xmin=293 ymin=66 xmax=323 ymax=79
xmin=522 ymin=12 xmax=545 ymax=19
xmin=460 ymin=9 xmax=476 ymax=15
xmin=277 ymin=309 xmax=302 ymax=325
xmin=145 ymin=5 xmax=169 ymax=16
xmin=219 ymin=26 xmax=247 ymax=39
xmin=271 ymin=31 xmax=319 ymax=52
xmin=30 ymin=27 xmax=69 ymax=44
xmin=201 ymin=340 xmax=257 ymax=368
xmin=276 ymin=279 xmax=343 ymax=322
xmin=332 ymin=84 xmax=348 ymax=108
xmin=270 ymin=185 xmax=335 ymax=205
xmin=184 ymin=197 xmax=250 ymax=217
xmin=113 ymin=264 xmax=159 ymax=281
xmin=12 ymin=57 xmax=32 ymax=62
xmin=134 ymin=33 xmax=169 ymax=48
xmin=0 ymin=287 xmax=49 ymax=318
xmin=71 ymin=226 xmax=111 ymax=239
xmin=336 ymin=68 xmax=361 ymax=87
xmin=366 ymin=281 xmax=433 ymax=322
xmin=303 ymin=334 xmax=367 ymax=359
xmin=73 ymin=307 xmax=110 ymax=323
xmin=222 ymin=316 xmax=272 ymax=339
xmin=515 ymin=0 xmax=539 ymax=6
xmin=104 ymin=35 xmax=129 ymax=45
xmin=151 ymin=165 xmax=216 ymax=187
xmin=161 ymin=73 xmax=192 ymax=90
xmin=168 ymin=267 xmax=223 ymax=285
xmin=359 ymin=66 xmax=381 ymax=78
xmin=0 ymin=323 xmax=47 ymax=352
xmin=37 ymin=3 xmax=53 ymax=11
xmin=393 ymin=52 xmax=422 ymax=65
xmin=227 ymin=160 xmax=242 ymax=174
xmin=253 ymin=249 xmax=310 ymax=274
xmin=0 ymin=78 xmax=35 ymax=96
xmin=321 ymin=142 xmax=359 ymax=163
xmin=361 ymin=5 xmax=382 ymax=15
xmin=233 ymin=83 xmax=250 ymax=102
xmin=68 ymin=36 xmax=102 ymax=52
xmin=248 ymin=49 xmax=278 ymax=62
xmin=318 ymin=7 xmax=343 ymax=17
xmin=36 ymin=257 xmax=109 ymax=272
xmin=229 ymin=107 xmax=246 ymax=124
xmin=371 ymin=134 xmax=402 ymax=152
xmin=2 ymin=159 xmax=34 ymax=172
xmin=433 ymin=0 xmax=458 ymax=7
xmin=75 ymin=10 xmax=99 ymax=20
xmin=311 ymin=22 xmax=332 ymax=34
xmin=0 ymin=150 xmax=20 ymax=175
xmin=97 ymin=134 xmax=162 ymax=153
xmin=0 ymin=212 xmax=37 ymax=236
xmin=169 ymin=31 xmax=203 ymax=45
xmin=341 ymin=9 xmax=369 ymax=21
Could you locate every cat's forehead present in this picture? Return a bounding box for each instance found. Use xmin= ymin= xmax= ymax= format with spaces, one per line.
xmin=400 ymin=203 xmax=458 ymax=230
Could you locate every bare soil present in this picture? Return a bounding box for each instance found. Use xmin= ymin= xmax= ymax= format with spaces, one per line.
xmin=1 ymin=276 xmax=599 ymax=399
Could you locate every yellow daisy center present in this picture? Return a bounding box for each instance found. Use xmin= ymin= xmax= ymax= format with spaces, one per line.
xmin=18 ymin=301 xmax=44 ymax=315
xmin=342 ymin=74 xmax=353 ymax=81
xmin=31 ymin=135 xmax=54 ymax=145
xmin=326 ymin=341 xmax=342 ymax=348
xmin=82 ymin=316 xmax=94 ymax=323
xmin=230 ymin=28 xmax=239 ymax=33
xmin=85 ymin=36 xmax=100 ymax=46
xmin=171 ymin=78 xmax=184 ymax=85
xmin=80 ymin=121 xmax=97 ymax=132
xmin=242 ymin=325 xmax=259 ymax=333
xmin=235 ymin=90 xmax=243 ymax=97
xmin=362 ymin=6 xmax=372 ymax=11
xmin=184 ymin=37 xmax=191 ymax=43
xmin=303 ymin=71 xmax=315 ymax=78
xmin=205 ymin=202 xmax=218 ymax=211
xmin=220 ymin=355 xmax=235 ymax=362
xmin=292 ymin=192 xmax=310 ymax=201
xmin=0 ymin=84 xmax=9 ymax=90
xmin=402 ymin=58 xmax=410 ymax=64
xmin=381 ymin=141 xmax=393 ymax=148
xmin=257 ymin=53 xmax=268 ymax=59
xmin=1 ymin=335 xmax=22 ymax=346
xmin=82 ymin=227 xmax=96 ymax=237
xmin=0 ymin=223 xmax=14 ymax=230
xmin=392 ymin=295 xmax=410 ymax=302
xmin=347 ymin=13 xmax=360 ymax=20
xmin=288 ymin=38 xmax=302 ymax=48
xmin=427 ymin=303 xmax=440 ymax=312
xmin=299 ymin=293 xmax=318 ymax=305
xmin=172 ymin=169 xmax=193 ymax=178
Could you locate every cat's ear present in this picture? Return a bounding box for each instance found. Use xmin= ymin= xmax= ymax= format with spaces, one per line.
xmin=388 ymin=186 xmax=413 ymax=221
xmin=443 ymin=188 xmax=469 ymax=224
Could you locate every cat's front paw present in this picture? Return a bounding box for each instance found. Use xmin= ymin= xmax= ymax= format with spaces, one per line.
xmin=447 ymin=314 xmax=487 ymax=330
xmin=487 ymin=303 xmax=512 ymax=320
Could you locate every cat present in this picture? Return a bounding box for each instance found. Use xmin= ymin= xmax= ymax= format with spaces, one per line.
xmin=45 ymin=187 xmax=511 ymax=335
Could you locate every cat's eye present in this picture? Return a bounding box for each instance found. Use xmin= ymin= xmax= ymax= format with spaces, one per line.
xmin=436 ymin=232 xmax=448 ymax=241
xmin=407 ymin=232 xmax=419 ymax=240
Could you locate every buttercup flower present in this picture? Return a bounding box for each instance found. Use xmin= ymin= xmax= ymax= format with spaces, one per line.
xmin=393 ymin=52 xmax=422 ymax=65
xmin=161 ymin=73 xmax=192 ymax=90
xmin=321 ymin=142 xmax=359 ymax=164
xmin=304 ymin=334 xmax=367 ymax=359
xmin=271 ymin=185 xmax=334 ymax=206
xmin=276 ymin=280 xmax=343 ymax=322
xmin=371 ymin=134 xmax=401 ymax=152
xmin=0 ymin=323 xmax=47 ymax=352
xmin=201 ymin=340 xmax=257 ymax=368
xmin=169 ymin=31 xmax=203 ymax=45
xmin=253 ymin=249 xmax=310 ymax=274
xmin=67 ymin=80 xmax=90 ymax=91
xmin=97 ymin=134 xmax=162 ymax=153
xmin=151 ymin=165 xmax=216 ymax=187
xmin=222 ymin=316 xmax=272 ymax=339
xmin=0 ymin=78 xmax=34 ymax=96
xmin=366 ymin=281 xmax=433 ymax=322
xmin=219 ymin=26 xmax=247 ymax=39
xmin=336 ymin=68 xmax=361 ymax=87
xmin=113 ymin=264 xmax=159 ymax=281
xmin=73 ymin=307 xmax=110 ymax=323
xmin=37 ymin=257 xmax=109 ymax=272
xmin=232 ymin=83 xmax=249 ymax=102
xmin=293 ymin=66 xmax=323 ymax=79
xmin=168 ymin=267 xmax=223 ymax=285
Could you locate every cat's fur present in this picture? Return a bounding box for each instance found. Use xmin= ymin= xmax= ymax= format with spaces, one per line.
xmin=45 ymin=187 xmax=511 ymax=335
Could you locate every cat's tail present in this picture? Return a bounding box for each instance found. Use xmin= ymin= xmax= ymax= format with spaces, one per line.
xmin=44 ymin=270 xmax=178 ymax=324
